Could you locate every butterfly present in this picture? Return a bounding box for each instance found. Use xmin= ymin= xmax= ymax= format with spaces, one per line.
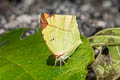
xmin=40 ymin=13 xmax=82 ymax=66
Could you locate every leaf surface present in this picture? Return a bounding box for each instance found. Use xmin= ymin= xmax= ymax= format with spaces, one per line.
xmin=0 ymin=28 xmax=94 ymax=80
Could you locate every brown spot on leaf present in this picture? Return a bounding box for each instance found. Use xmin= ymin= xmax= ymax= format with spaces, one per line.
xmin=108 ymin=38 xmax=115 ymax=43
xmin=89 ymin=38 xmax=94 ymax=43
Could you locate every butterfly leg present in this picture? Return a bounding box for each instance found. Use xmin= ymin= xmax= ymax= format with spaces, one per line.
xmin=60 ymin=59 xmax=62 ymax=68
xmin=54 ymin=59 xmax=57 ymax=67
xmin=62 ymin=59 xmax=66 ymax=64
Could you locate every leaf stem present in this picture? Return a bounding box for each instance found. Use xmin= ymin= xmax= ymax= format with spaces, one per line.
xmin=91 ymin=42 xmax=120 ymax=47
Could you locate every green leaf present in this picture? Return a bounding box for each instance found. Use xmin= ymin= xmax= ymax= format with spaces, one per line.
xmin=0 ymin=28 xmax=94 ymax=80
xmin=96 ymin=28 xmax=120 ymax=36
xmin=89 ymin=28 xmax=120 ymax=80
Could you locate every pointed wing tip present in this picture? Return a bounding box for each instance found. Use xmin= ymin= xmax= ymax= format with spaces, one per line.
xmin=41 ymin=13 xmax=50 ymax=19
xmin=40 ymin=13 xmax=50 ymax=30
xmin=40 ymin=13 xmax=56 ymax=30
xmin=40 ymin=13 xmax=77 ymax=30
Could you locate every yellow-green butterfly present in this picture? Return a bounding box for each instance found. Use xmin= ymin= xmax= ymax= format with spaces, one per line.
xmin=41 ymin=13 xmax=82 ymax=66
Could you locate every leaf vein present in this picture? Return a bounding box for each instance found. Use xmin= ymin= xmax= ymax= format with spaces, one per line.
xmin=2 ymin=56 xmax=35 ymax=80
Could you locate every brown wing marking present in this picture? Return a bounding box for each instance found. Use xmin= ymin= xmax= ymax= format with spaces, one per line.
xmin=40 ymin=13 xmax=50 ymax=30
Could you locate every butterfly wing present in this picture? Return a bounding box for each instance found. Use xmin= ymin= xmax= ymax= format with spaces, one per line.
xmin=41 ymin=13 xmax=82 ymax=60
